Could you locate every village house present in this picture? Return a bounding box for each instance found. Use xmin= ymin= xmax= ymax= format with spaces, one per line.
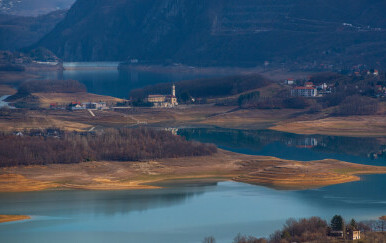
xmin=291 ymin=82 xmax=318 ymax=97
xmin=348 ymin=230 xmax=360 ymax=240
xmin=68 ymin=102 xmax=85 ymax=111
xmin=82 ymin=102 xmax=108 ymax=110
xmin=284 ymin=78 xmax=294 ymax=85
xmin=146 ymin=84 xmax=178 ymax=108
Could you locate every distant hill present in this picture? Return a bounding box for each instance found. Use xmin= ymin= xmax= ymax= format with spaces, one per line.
xmin=35 ymin=0 xmax=386 ymax=68
xmin=0 ymin=0 xmax=75 ymax=16
xmin=0 ymin=10 xmax=66 ymax=50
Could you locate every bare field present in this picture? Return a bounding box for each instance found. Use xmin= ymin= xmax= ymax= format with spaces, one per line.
xmin=0 ymin=85 xmax=17 ymax=96
xmin=33 ymin=92 xmax=125 ymax=108
xmin=271 ymin=115 xmax=386 ymax=137
xmin=1 ymin=104 xmax=385 ymax=137
xmin=1 ymin=150 xmax=385 ymax=192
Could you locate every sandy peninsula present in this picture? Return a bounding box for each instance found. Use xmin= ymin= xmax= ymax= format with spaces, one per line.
xmin=0 ymin=215 xmax=30 ymax=223
xmin=1 ymin=150 xmax=386 ymax=192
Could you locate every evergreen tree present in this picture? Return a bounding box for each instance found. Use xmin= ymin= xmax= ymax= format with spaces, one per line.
xmin=330 ymin=215 xmax=345 ymax=231
xmin=348 ymin=219 xmax=358 ymax=230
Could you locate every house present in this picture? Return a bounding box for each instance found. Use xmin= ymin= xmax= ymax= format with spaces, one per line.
xmin=305 ymin=82 xmax=314 ymax=87
xmin=291 ymin=82 xmax=318 ymax=97
xmin=329 ymin=231 xmax=344 ymax=238
xmin=146 ymin=84 xmax=178 ymax=108
xmin=82 ymin=102 xmax=108 ymax=110
xmin=348 ymin=230 xmax=360 ymax=240
xmin=83 ymin=102 xmax=97 ymax=109
xmin=68 ymin=102 xmax=85 ymax=111
xmin=285 ymin=79 xmax=294 ymax=85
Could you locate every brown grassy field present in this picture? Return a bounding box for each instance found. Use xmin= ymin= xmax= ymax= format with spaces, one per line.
xmin=1 ymin=150 xmax=385 ymax=192
xmin=1 ymin=104 xmax=385 ymax=137
xmin=33 ymin=92 xmax=125 ymax=108
xmin=0 ymin=85 xmax=17 ymax=96
xmin=271 ymin=115 xmax=386 ymax=137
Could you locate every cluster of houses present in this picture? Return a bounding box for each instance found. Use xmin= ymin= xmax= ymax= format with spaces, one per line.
xmin=48 ymin=84 xmax=179 ymax=111
xmin=290 ymin=82 xmax=318 ymax=97
xmin=145 ymin=84 xmax=178 ymax=108
xmin=286 ymin=81 xmax=332 ymax=97
xmin=329 ymin=229 xmax=361 ymax=240
xmin=50 ymin=101 xmax=109 ymax=111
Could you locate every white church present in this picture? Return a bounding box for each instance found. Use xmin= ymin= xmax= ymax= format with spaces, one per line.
xmin=146 ymin=84 xmax=178 ymax=108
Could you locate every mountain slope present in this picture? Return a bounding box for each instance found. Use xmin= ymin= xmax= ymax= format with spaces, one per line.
xmin=0 ymin=0 xmax=75 ymax=16
xmin=0 ymin=10 xmax=66 ymax=50
xmin=35 ymin=0 xmax=386 ymax=67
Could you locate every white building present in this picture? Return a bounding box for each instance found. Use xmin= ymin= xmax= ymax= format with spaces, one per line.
xmin=146 ymin=84 xmax=178 ymax=108
xmin=291 ymin=82 xmax=318 ymax=97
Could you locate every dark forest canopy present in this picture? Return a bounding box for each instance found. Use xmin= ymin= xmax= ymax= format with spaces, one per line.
xmin=0 ymin=128 xmax=217 ymax=167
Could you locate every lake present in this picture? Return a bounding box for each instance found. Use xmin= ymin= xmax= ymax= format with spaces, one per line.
xmin=178 ymin=128 xmax=386 ymax=166
xmin=1 ymin=65 xmax=385 ymax=243
xmin=0 ymin=176 xmax=385 ymax=243
xmin=35 ymin=62 xmax=228 ymax=99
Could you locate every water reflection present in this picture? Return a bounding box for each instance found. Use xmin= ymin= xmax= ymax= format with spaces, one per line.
xmin=0 ymin=186 xmax=210 ymax=217
xmin=179 ymin=128 xmax=386 ymax=165
xmin=34 ymin=63 xmax=224 ymax=99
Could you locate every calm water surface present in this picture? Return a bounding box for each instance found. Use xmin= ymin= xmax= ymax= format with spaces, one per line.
xmin=35 ymin=62 xmax=227 ymax=98
xmin=1 ymin=64 xmax=385 ymax=242
xmin=0 ymin=177 xmax=385 ymax=243
xmin=179 ymin=128 xmax=386 ymax=166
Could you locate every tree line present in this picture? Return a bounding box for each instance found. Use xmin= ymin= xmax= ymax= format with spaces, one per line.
xmin=0 ymin=128 xmax=217 ymax=167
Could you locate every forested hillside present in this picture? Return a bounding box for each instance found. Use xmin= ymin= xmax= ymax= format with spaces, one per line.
xmin=35 ymin=0 xmax=386 ymax=68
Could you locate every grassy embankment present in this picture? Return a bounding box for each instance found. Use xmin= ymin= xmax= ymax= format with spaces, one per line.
xmin=1 ymin=149 xmax=386 ymax=192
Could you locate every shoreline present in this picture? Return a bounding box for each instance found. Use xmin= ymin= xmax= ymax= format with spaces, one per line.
xmin=1 ymin=150 xmax=385 ymax=193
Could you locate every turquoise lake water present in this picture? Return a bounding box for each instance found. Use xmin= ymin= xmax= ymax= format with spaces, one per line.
xmin=1 ymin=65 xmax=385 ymax=243
xmin=0 ymin=176 xmax=385 ymax=243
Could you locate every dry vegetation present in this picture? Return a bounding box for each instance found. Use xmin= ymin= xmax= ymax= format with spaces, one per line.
xmin=0 ymin=128 xmax=217 ymax=167
xmin=271 ymin=115 xmax=386 ymax=137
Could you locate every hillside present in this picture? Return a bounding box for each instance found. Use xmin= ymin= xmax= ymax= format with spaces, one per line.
xmin=0 ymin=10 xmax=67 ymax=50
xmin=35 ymin=0 xmax=386 ymax=68
xmin=0 ymin=0 xmax=75 ymax=16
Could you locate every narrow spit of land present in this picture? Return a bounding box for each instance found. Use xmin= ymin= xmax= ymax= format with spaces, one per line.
xmin=0 ymin=215 xmax=31 ymax=223
xmin=1 ymin=150 xmax=386 ymax=192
